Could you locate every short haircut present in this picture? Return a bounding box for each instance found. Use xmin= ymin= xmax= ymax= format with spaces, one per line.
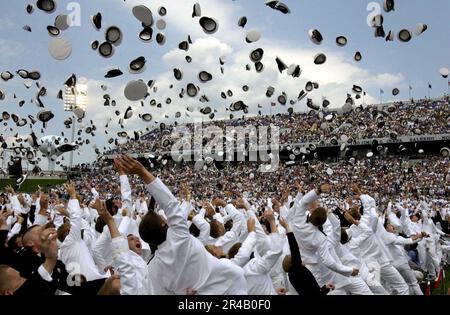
xmin=189 ymin=224 xmax=200 ymax=238
xmin=22 ymin=225 xmax=41 ymax=245
xmin=139 ymin=211 xmax=167 ymax=246
xmin=228 ymin=243 xmax=242 ymax=259
xmin=340 ymin=228 xmax=349 ymax=244
xmin=209 ymin=220 xmax=223 ymax=239
xmin=105 ymin=198 xmax=117 ymax=215
xmin=310 ymin=207 xmax=327 ymax=227
xmin=348 ymin=207 xmax=361 ymax=221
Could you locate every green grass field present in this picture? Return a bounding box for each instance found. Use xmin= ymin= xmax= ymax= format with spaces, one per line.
xmin=0 ymin=178 xmax=67 ymax=193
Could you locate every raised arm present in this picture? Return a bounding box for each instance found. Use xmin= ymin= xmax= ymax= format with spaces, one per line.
xmin=116 ymin=155 xmax=189 ymax=238
xmin=244 ymin=212 xmax=283 ymax=275
xmin=280 ymin=219 xmax=303 ymax=266
xmin=191 ymin=206 xmax=211 ymax=245
xmin=5 ymin=185 xmax=26 ymax=216
xmin=326 ymin=212 xmax=342 ymax=246
xmin=113 ymin=158 xmax=133 ymax=217
xmin=93 ymin=198 xmax=149 ymax=295
xmin=64 ymin=183 xmax=83 ymax=244
xmin=34 ymin=194 xmax=49 ymax=226
xmin=230 ymin=219 xmax=257 ymax=267
xmin=316 ymin=235 xmax=355 ymax=277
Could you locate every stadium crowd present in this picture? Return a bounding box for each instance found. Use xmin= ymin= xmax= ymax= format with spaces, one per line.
xmin=108 ymin=97 xmax=450 ymax=156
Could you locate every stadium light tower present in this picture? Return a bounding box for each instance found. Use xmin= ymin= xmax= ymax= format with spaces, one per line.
xmin=64 ymin=78 xmax=88 ymax=169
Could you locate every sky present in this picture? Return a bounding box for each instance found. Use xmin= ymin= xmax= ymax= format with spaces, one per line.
xmin=0 ymin=0 xmax=449 ymax=169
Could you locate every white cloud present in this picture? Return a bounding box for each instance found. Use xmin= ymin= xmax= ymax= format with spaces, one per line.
xmin=0 ymin=39 xmax=25 ymax=59
xmin=0 ymin=18 xmax=14 ymax=30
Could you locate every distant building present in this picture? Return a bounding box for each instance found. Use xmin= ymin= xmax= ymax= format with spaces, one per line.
xmin=64 ymin=83 xmax=87 ymax=111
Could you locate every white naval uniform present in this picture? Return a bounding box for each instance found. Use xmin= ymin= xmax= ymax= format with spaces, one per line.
xmin=242 ymin=233 xmax=283 ymax=295
xmin=376 ymin=220 xmax=423 ymax=295
xmin=292 ymin=190 xmax=372 ymax=295
xmin=347 ymin=196 xmax=409 ymax=295
xmin=146 ymin=178 xmax=248 ymax=295
xmin=110 ymin=236 xmax=153 ymax=295
xmin=59 ymin=199 xmax=107 ymax=282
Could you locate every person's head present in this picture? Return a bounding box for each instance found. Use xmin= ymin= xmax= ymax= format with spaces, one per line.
xmin=209 ymin=220 xmax=225 ymax=238
xmin=227 ymin=243 xmax=242 ymax=259
xmin=57 ymin=221 xmax=71 ymax=242
xmin=22 ymin=225 xmax=44 ymax=253
xmin=282 ymin=255 xmax=292 ymax=273
xmin=127 ymin=234 xmax=142 ymax=256
xmin=7 ymin=234 xmax=23 ymax=252
xmin=114 ymin=199 xmax=122 ymax=210
xmin=138 ymin=211 xmax=168 ymax=247
xmin=205 ymin=245 xmax=225 ymax=258
xmin=348 ymin=207 xmax=361 ymax=221
xmin=309 ymin=207 xmax=327 ymax=227
xmin=189 ymin=224 xmax=200 ymax=237
xmin=105 ymin=198 xmax=119 ymax=216
xmin=0 ymin=265 xmax=25 ymax=295
xmin=224 ymin=219 xmax=233 ymax=232
xmin=410 ymin=214 xmax=419 ymax=222
xmin=386 ymin=222 xmax=397 ymax=233
xmin=95 ymin=217 xmax=106 ymax=233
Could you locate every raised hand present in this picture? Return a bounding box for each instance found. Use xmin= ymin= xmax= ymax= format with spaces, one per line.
xmin=202 ymin=201 xmax=216 ymax=219
xmin=351 ymin=183 xmax=362 ymax=197
xmin=279 ymin=217 xmax=290 ymax=231
xmin=281 ymin=187 xmax=291 ymax=204
xmin=40 ymin=194 xmax=49 ymax=211
xmin=93 ymin=198 xmax=114 ymax=224
xmin=276 ymin=287 xmax=287 ymax=295
xmin=117 ymin=155 xmax=155 ymax=184
xmin=212 ymin=197 xmax=227 ymax=208
xmin=187 ymin=210 xmax=196 ymax=221
xmin=264 ymin=209 xmax=275 ymax=223
xmin=40 ymin=228 xmax=58 ymax=274
xmin=113 ymin=158 xmax=125 ymax=176
xmin=64 ymin=182 xmax=77 ymax=200
xmin=180 ymin=184 xmax=191 ymax=201
xmin=4 ymin=185 xmax=15 ymax=195
xmin=294 ymin=181 xmax=303 ymax=193
xmin=117 ymin=155 xmax=145 ymax=176
xmin=234 ymin=198 xmax=248 ymax=211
